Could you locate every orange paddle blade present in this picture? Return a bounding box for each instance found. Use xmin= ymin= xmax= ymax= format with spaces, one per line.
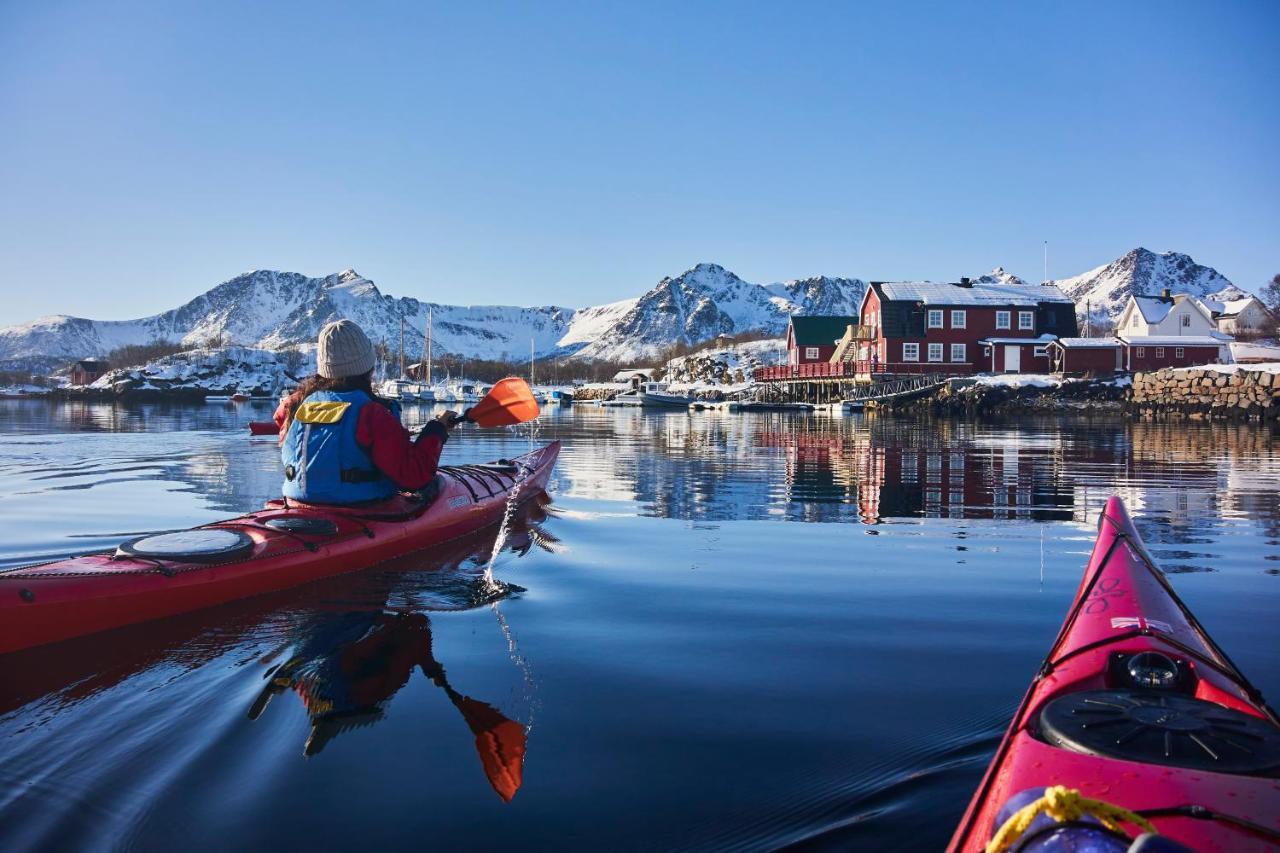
xmin=468 ymin=377 xmax=540 ymax=427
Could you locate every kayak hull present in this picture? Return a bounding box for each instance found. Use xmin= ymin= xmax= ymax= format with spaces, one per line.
xmin=948 ymin=496 xmax=1280 ymax=851
xmin=0 ymin=443 xmax=559 ymax=655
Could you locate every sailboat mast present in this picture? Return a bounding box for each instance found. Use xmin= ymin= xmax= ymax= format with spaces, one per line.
xmin=530 ymin=337 xmax=534 ymax=387
xmin=426 ymin=307 xmax=433 ymax=386
xmin=399 ymin=317 xmax=406 ymax=378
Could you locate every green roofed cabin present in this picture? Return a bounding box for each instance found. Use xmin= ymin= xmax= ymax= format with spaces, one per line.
xmin=786 ymin=316 xmax=858 ymax=365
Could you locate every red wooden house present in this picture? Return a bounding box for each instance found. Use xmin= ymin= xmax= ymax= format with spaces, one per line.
xmin=70 ymin=359 xmax=110 ymax=386
xmin=851 ymin=279 xmax=1077 ymax=376
xmin=1047 ymin=338 xmax=1125 ymax=376
xmin=786 ymin=316 xmax=859 ymax=365
xmin=1118 ymin=335 xmax=1227 ymax=371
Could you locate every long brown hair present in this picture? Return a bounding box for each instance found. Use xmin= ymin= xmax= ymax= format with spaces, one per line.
xmin=281 ymin=371 xmax=395 ymax=429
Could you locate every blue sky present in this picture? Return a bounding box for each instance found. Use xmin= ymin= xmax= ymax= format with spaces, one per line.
xmin=1 ymin=1 xmax=1277 ymax=323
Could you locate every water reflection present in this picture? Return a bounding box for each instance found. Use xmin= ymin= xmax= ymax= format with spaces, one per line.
xmin=249 ymin=610 xmax=527 ymax=799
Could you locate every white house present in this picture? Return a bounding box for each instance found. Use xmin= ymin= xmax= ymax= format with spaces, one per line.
xmin=1116 ymin=290 xmax=1222 ymax=338
xmin=1202 ymin=295 xmax=1273 ymax=336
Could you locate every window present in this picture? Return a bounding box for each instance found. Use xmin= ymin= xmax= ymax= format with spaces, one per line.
xmin=996 ymin=311 xmax=1011 ymax=329
xmin=951 ymin=310 xmax=966 ymax=328
xmin=1135 ymin=347 xmax=1145 ymax=358
xmin=1155 ymin=347 xmax=1165 ymax=359
xmin=950 ymin=343 xmax=966 ymax=362
xmin=804 ymin=347 xmax=819 ymax=360
xmin=928 ymin=310 xmax=944 ymax=329
xmin=1033 ymin=345 xmax=1048 ymax=357
xmin=928 ymin=343 xmax=944 ymax=362
xmin=1018 ymin=311 xmax=1034 ymax=330
xmin=1181 ymin=315 xmax=1191 ymax=327
xmin=902 ymin=342 xmax=920 ymax=362
xmin=1175 ymin=347 xmax=1185 ymax=359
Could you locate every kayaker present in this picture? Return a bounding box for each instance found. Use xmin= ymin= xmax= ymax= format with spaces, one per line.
xmin=272 ymin=319 xmax=456 ymax=504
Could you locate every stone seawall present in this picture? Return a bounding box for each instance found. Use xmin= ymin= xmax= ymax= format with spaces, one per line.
xmin=1130 ymin=367 xmax=1279 ymax=421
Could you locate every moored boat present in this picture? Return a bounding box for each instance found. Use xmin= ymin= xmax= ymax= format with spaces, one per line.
xmin=948 ymin=496 xmax=1280 ymax=851
xmin=0 ymin=443 xmax=560 ymax=655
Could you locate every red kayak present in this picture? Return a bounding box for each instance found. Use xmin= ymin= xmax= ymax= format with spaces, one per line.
xmin=0 ymin=442 xmax=559 ymax=655
xmin=949 ymin=496 xmax=1280 ymax=852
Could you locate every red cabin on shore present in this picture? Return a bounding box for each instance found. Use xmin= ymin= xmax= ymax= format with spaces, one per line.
xmin=1118 ymin=335 xmax=1227 ymax=371
xmin=786 ymin=316 xmax=858 ymax=365
xmin=1047 ymin=338 xmax=1125 ymax=376
xmin=853 ymin=279 xmax=1077 ymax=376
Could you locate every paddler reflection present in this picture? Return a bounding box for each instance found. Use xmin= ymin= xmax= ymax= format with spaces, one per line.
xmin=248 ymin=609 xmax=527 ymax=801
xmin=246 ymin=490 xmax=560 ymax=802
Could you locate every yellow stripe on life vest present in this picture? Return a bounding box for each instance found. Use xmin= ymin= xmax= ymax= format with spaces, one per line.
xmin=294 ymin=401 xmax=352 ymax=425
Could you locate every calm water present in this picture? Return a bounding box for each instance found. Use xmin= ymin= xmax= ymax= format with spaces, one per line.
xmin=1 ymin=400 xmax=1277 ymax=851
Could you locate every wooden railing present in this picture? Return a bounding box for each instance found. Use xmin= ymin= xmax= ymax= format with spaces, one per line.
xmin=754 ymin=361 xmax=974 ymax=381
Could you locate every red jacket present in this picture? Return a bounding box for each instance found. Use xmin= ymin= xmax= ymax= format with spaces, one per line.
xmin=273 ymin=392 xmax=447 ymax=490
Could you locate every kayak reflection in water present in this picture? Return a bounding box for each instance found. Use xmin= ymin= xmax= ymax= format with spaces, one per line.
xmin=248 ymin=609 xmax=527 ymax=802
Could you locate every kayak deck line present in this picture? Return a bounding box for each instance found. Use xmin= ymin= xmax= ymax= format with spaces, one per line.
xmin=0 ymin=443 xmax=560 ymax=654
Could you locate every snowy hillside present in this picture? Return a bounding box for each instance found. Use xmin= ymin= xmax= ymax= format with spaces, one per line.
xmin=1 ymin=264 xmax=865 ymax=367
xmin=970 ymin=267 xmax=1028 ymax=287
xmin=2 ymin=250 xmax=1254 ymax=369
xmin=88 ymin=346 xmax=308 ymax=396
xmin=573 ymin=264 xmax=865 ymax=361
xmin=1049 ymin=249 xmax=1246 ymax=331
xmin=663 ymin=339 xmax=787 ymax=384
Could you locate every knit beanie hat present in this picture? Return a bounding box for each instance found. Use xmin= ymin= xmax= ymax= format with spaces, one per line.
xmin=316 ymin=320 xmax=376 ymax=379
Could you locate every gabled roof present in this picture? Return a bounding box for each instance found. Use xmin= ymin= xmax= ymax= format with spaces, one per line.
xmin=1130 ymin=293 xmax=1217 ymax=325
xmin=789 ymin=315 xmax=858 ymax=346
xmin=1204 ymin=296 xmax=1264 ymax=317
xmin=876 ymin=281 xmax=1073 ymax=306
xmin=1131 ymin=295 xmax=1174 ymax=324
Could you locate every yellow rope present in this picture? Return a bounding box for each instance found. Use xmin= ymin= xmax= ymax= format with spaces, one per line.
xmin=986 ymin=786 xmax=1158 ymax=853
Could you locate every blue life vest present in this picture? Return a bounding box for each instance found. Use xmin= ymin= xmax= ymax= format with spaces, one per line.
xmin=281 ymin=389 xmax=399 ymax=504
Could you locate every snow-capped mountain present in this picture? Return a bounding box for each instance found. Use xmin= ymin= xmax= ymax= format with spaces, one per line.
xmin=572 ymin=264 xmax=866 ymax=361
xmin=0 ymin=264 xmax=866 ymax=367
xmin=1048 ymin=248 xmax=1246 ymax=329
xmin=970 ymin=267 xmax=1028 ymax=287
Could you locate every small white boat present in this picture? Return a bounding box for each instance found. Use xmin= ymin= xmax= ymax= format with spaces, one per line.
xmin=549 ymin=389 xmax=574 ymax=405
xmin=604 ymin=382 xmax=694 ymax=408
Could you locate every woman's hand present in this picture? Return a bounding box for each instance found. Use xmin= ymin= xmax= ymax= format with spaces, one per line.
xmin=436 ymin=410 xmax=461 ymax=430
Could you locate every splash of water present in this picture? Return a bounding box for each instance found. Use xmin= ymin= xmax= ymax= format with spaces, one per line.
xmin=481 ymin=458 xmax=535 ymax=591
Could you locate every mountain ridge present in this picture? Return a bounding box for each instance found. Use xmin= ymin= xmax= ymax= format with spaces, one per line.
xmin=0 ymin=249 xmax=1253 ymax=368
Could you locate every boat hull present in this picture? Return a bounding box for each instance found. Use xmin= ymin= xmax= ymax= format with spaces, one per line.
xmin=0 ymin=443 xmax=560 ymax=655
xmin=948 ymin=496 xmax=1280 ymax=851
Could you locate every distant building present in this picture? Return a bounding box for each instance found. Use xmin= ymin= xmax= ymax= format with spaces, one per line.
xmin=786 ymin=316 xmax=858 ymax=365
xmin=611 ymin=367 xmax=657 ymax=389
xmin=1048 ymin=335 xmax=1226 ymax=375
xmin=853 ymin=279 xmax=1077 ymax=376
xmin=1118 ymin=335 xmax=1228 ymax=371
xmin=1047 ymin=338 xmax=1125 ymax=376
xmin=1116 ymin=290 xmax=1220 ymax=338
xmin=70 ymin=358 xmax=110 ymax=386
xmin=1203 ymin=295 xmax=1273 ymax=336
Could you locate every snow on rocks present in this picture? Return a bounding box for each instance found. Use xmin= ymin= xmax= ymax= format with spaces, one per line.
xmin=86 ymin=346 xmax=309 ymax=397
